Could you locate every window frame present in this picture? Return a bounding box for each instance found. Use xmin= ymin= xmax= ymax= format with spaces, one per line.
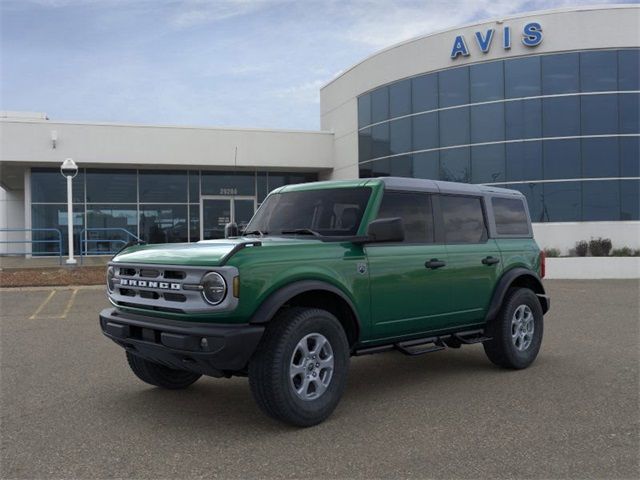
xmin=490 ymin=195 xmax=533 ymax=238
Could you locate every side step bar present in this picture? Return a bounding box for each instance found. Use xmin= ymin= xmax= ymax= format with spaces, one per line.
xmin=354 ymin=329 xmax=492 ymax=357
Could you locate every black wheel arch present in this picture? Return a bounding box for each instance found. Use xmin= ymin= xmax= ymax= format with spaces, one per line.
xmin=249 ymin=280 xmax=361 ymax=346
xmin=485 ymin=268 xmax=550 ymax=322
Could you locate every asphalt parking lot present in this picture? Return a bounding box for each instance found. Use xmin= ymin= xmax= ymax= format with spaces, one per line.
xmin=1 ymin=280 xmax=638 ymax=479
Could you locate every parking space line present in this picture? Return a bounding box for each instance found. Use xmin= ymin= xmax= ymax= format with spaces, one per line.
xmin=29 ymin=290 xmax=56 ymax=320
xmin=59 ymin=288 xmax=78 ymax=319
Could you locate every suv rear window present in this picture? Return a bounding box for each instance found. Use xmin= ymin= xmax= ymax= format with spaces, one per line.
xmin=441 ymin=195 xmax=487 ymax=244
xmin=377 ymin=191 xmax=434 ymax=243
xmin=492 ymin=197 xmax=530 ymax=235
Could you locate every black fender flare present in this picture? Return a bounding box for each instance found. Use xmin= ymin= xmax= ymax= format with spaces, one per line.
xmin=485 ymin=268 xmax=550 ymax=322
xmin=249 ymin=280 xmax=361 ymax=331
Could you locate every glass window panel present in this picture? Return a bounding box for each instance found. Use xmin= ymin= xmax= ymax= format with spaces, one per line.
xmin=505 ymin=98 xmax=542 ymax=140
xmin=86 ymin=205 xmax=137 ymax=254
xmin=31 ymin=204 xmax=84 ymax=255
xmin=544 ymin=139 xmax=581 ymax=180
xmin=470 ymin=61 xmax=504 ymax=102
xmin=412 ymin=73 xmax=438 ymax=113
xmin=371 ymin=87 xmax=389 ymax=123
xmin=371 ymin=123 xmax=390 ymax=159
xmin=139 ymin=170 xmax=187 ymax=203
xmin=359 ymin=128 xmax=373 ymax=162
xmin=358 ymin=94 xmax=371 ymax=128
xmin=581 ymin=94 xmax=618 ymax=135
xmin=370 ymin=158 xmax=391 ymax=177
xmin=412 ymin=112 xmax=438 ymax=151
xmin=139 ymin=205 xmax=188 ymax=244
xmin=440 ymin=147 xmax=470 ymax=183
xmin=620 ymin=93 xmax=639 ymax=134
xmin=439 ymin=67 xmax=469 ymax=108
xmin=440 ymin=195 xmax=487 ymax=243
xmin=389 ymin=155 xmax=413 ymax=177
xmin=267 ymin=172 xmax=316 ymax=192
xmin=256 ymin=172 xmax=268 ymax=203
xmin=618 ymin=49 xmax=640 ymax=91
xmin=377 ymin=192 xmax=434 ymax=243
xmin=581 ymin=50 xmax=618 ymax=92
xmin=389 ymin=79 xmax=411 ymax=118
xmin=471 ymin=144 xmax=505 ymax=183
xmin=541 ymin=53 xmax=579 ymax=95
xmin=389 ymin=117 xmax=411 ymax=155
xmin=620 ymin=137 xmax=640 ymax=177
xmin=189 ymin=171 xmax=200 ymax=203
xmin=543 ymin=182 xmax=581 ymax=222
xmin=506 ymin=141 xmax=543 ymax=182
xmin=471 ymin=103 xmax=504 ymax=143
xmin=86 ymin=169 xmax=136 ymax=203
xmin=31 ymin=168 xmax=85 ymax=203
xmin=492 ymin=197 xmax=529 ymax=235
xmin=359 ymin=164 xmax=373 ymax=178
xmin=582 ymin=138 xmax=619 ymax=178
xmin=583 ymin=181 xmax=620 ymax=221
xmin=542 ymin=96 xmax=580 ymax=137
xmin=506 ymin=183 xmax=544 ymax=223
xmin=413 ymin=151 xmax=439 ymax=180
xmin=189 ymin=205 xmax=200 ymax=242
xmin=201 ymin=171 xmax=255 ymax=196
xmin=439 ymin=107 xmax=470 ymax=147
xmin=505 ymin=56 xmax=541 ymax=98
xmin=620 ymin=179 xmax=640 ymax=220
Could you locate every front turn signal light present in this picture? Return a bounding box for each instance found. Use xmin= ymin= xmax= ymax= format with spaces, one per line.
xmin=233 ymin=276 xmax=240 ymax=298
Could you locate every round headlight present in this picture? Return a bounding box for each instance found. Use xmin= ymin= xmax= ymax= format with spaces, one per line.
xmin=106 ymin=266 xmax=115 ymax=293
xmin=202 ymin=272 xmax=227 ymax=305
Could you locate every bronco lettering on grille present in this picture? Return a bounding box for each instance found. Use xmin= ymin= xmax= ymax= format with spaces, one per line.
xmin=120 ymin=279 xmax=181 ymax=290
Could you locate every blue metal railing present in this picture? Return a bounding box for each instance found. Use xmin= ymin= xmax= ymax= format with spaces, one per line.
xmin=0 ymin=228 xmax=64 ymax=264
xmin=80 ymin=228 xmax=143 ymax=262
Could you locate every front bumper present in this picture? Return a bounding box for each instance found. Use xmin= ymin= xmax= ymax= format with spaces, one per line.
xmin=99 ymin=308 xmax=264 ymax=377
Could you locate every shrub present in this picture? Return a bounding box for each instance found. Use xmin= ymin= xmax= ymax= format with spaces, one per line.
xmin=611 ymin=247 xmax=632 ymax=257
xmin=634 ymin=249 xmax=640 ymax=257
xmin=575 ymin=241 xmax=589 ymax=257
xmin=589 ymin=237 xmax=612 ymax=257
xmin=544 ymin=248 xmax=561 ymax=257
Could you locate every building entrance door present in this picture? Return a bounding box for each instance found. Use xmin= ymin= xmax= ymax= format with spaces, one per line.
xmin=200 ymin=196 xmax=256 ymax=240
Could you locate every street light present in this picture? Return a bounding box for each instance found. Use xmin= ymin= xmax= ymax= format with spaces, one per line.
xmin=60 ymin=158 xmax=78 ymax=265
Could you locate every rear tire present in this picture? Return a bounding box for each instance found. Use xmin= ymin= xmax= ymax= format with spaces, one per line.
xmin=248 ymin=307 xmax=350 ymax=427
xmin=126 ymin=351 xmax=202 ymax=389
xmin=483 ymin=287 xmax=543 ymax=369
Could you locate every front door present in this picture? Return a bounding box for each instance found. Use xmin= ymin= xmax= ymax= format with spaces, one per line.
xmin=200 ymin=196 xmax=256 ymax=240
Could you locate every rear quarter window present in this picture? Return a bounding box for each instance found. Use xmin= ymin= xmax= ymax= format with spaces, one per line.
xmin=492 ymin=197 xmax=530 ymax=235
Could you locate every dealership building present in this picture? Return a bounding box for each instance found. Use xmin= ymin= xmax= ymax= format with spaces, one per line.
xmin=1 ymin=5 xmax=638 ymax=257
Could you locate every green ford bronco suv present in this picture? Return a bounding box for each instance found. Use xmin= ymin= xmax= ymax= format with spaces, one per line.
xmin=100 ymin=177 xmax=550 ymax=426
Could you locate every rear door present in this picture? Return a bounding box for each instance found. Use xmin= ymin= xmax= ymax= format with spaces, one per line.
xmin=366 ymin=191 xmax=453 ymax=340
xmin=439 ymin=194 xmax=502 ymax=326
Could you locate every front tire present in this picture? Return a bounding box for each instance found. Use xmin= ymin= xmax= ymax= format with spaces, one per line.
xmin=483 ymin=287 xmax=544 ymax=369
xmin=126 ymin=351 xmax=202 ymax=389
xmin=248 ymin=307 xmax=350 ymax=427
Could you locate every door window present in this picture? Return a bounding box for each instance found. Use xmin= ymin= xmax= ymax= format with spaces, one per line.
xmin=440 ymin=195 xmax=487 ymax=244
xmin=376 ymin=191 xmax=434 ymax=243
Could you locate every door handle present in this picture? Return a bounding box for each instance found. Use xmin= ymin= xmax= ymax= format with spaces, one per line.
xmin=425 ymin=259 xmax=446 ymax=269
xmin=482 ymin=256 xmax=500 ymax=266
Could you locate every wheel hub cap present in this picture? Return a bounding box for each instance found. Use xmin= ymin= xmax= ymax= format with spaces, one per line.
xmin=511 ymin=304 xmax=534 ymax=351
xmin=290 ymin=333 xmax=334 ymax=401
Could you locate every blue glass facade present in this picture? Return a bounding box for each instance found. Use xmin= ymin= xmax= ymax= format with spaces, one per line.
xmin=358 ymin=49 xmax=640 ymax=222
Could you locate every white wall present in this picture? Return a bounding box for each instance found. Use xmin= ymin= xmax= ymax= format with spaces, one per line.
xmin=533 ymin=221 xmax=640 ymax=255
xmin=0 ymin=186 xmax=25 ymax=255
xmin=546 ymin=257 xmax=640 ymax=279
xmin=320 ymin=5 xmax=640 ymax=180
xmin=0 ymin=120 xmax=335 ymax=171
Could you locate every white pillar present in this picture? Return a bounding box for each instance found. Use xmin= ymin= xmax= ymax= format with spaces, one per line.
xmin=65 ymin=175 xmax=77 ymax=265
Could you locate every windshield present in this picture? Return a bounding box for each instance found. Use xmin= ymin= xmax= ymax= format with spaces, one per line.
xmin=245 ymin=187 xmax=371 ymax=237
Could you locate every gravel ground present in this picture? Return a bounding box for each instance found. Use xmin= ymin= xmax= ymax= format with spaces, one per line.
xmin=1 ymin=280 xmax=638 ymax=479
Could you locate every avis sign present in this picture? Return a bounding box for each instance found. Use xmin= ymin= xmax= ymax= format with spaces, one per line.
xmin=450 ymin=22 xmax=543 ymax=59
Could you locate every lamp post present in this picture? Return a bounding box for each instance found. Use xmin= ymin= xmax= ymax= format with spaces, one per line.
xmin=60 ymin=158 xmax=78 ymax=265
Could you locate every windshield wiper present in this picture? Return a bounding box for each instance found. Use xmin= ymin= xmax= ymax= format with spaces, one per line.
xmin=280 ymin=228 xmax=323 ymax=239
xmin=243 ymin=229 xmax=267 ymax=237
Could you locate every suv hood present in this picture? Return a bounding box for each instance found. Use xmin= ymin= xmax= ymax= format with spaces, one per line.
xmin=112 ymin=237 xmax=321 ymax=267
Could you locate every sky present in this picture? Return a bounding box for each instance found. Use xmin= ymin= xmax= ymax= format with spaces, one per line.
xmin=0 ymin=0 xmax=635 ymax=130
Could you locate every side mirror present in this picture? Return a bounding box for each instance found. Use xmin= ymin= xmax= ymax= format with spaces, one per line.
xmin=224 ymin=222 xmax=239 ymax=238
xmin=366 ymin=217 xmax=404 ymax=243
